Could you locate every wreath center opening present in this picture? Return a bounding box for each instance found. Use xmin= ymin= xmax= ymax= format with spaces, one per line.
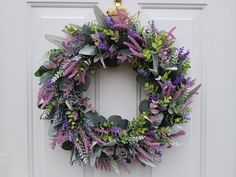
xmin=92 ymin=63 xmax=138 ymax=120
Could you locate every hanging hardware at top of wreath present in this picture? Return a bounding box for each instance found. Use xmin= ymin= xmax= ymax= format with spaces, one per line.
xmin=107 ymin=0 xmax=127 ymax=18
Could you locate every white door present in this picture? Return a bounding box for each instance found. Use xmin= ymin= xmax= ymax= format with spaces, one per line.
xmin=1 ymin=0 xmax=236 ymax=177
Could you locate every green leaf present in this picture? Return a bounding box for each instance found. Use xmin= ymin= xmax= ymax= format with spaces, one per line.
xmin=109 ymin=115 xmax=129 ymax=129
xmin=110 ymin=30 xmax=119 ymax=42
xmin=165 ymin=66 xmax=177 ymax=71
xmin=118 ymin=49 xmax=132 ymax=56
xmin=170 ymin=124 xmax=183 ymax=135
xmin=153 ymin=113 xmax=164 ymax=126
xmin=62 ymin=141 xmax=73 ymax=151
xmin=45 ymin=34 xmax=65 ymax=48
xmin=79 ymin=45 xmax=97 ymax=56
xmin=117 ymin=119 xmax=129 ymax=129
xmin=151 ymin=55 xmax=159 ymax=76
xmin=94 ymin=55 xmax=102 ymax=63
xmin=40 ymin=72 xmax=53 ymax=84
xmin=58 ymin=77 xmax=73 ymax=91
xmin=82 ymin=24 xmax=91 ymax=36
xmin=101 ymin=141 xmax=116 ymax=147
xmin=139 ymin=99 xmax=150 ymax=113
xmin=187 ymin=84 xmax=201 ymax=99
xmin=84 ymin=111 xmax=100 ymax=126
xmin=109 ymin=115 xmax=122 ymax=122
xmin=48 ymin=124 xmax=57 ymax=137
xmin=93 ymin=5 xmax=107 ymax=26
xmin=94 ymin=55 xmax=106 ymax=68
xmin=65 ymin=24 xmax=80 ymax=36
xmin=78 ymin=76 xmax=91 ymax=92
xmin=137 ymin=155 xmax=156 ymax=167
xmin=98 ymin=115 xmax=106 ymax=124
xmin=149 ymin=69 xmax=158 ymax=76
xmin=35 ymin=65 xmax=49 ymax=77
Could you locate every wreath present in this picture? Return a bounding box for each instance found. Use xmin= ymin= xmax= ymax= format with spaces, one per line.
xmin=35 ymin=6 xmax=200 ymax=174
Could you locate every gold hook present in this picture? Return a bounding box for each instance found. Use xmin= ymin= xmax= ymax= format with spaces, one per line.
xmin=107 ymin=0 xmax=127 ymax=18
xmin=115 ymin=0 xmax=121 ymax=7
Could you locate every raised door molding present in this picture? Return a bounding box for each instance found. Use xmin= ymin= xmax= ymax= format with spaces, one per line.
xmin=27 ymin=1 xmax=207 ymax=177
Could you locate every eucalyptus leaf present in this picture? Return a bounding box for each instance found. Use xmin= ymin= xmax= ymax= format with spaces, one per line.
xmin=62 ymin=141 xmax=73 ymax=151
xmin=45 ymin=34 xmax=65 ymax=48
xmin=94 ymin=55 xmax=106 ymax=68
xmin=170 ymin=124 xmax=183 ymax=135
xmin=93 ymin=5 xmax=107 ymax=26
xmin=187 ymin=84 xmax=201 ymax=99
xmin=94 ymin=146 xmax=102 ymax=157
xmin=109 ymin=115 xmax=129 ymax=129
xmin=177 ymin=64 xmax=183 ymax=75
xmin=65 ymin=100 xmax=73 ymax=111
xmin=137 ymin=155 xmax=156 ymax=167
xmin=40 ymin=72 xmax=53 ymax=84
xmin=154 ymin=113 xmax=164 ymax=126
xmin=58 ymin=78 xmax=66 ymax=91
xmin=94 ymin=55 xmax=101 ymax=63
xmin=98 ymin=115 xmax=106 ymax=124
xmin=165 ymin=66 xmax=177 ymax=71
xmin=152 ymin=56 xmax=159 ymax=75
xmin=58 ymin=78 xmax=73 ymax=92
xmin=118 ymin=49 xmax=132 ymax=56
xmin=149 ymin=69 xmax=158 ymax=77
xmin=91 ymin=141 xmax=97 ymax=151
xmin=84 ymin=111 xmax=100 ymax=126
xmin=101 ymin=141 xmax=116 ymax=147
xmin=35 ymin=65 xmax=49 ymax=77
xmin=109 ymin=115 xmax=122 ymax=122
xmin=168 ymin=108 xmax=174 ymax=114
xmin=78 ymin=76 xmax=91 ymax=91
xmin=48 ymin=124 xmax=57 ymax=137
xmin=82 ymin=24 xmax=91 ymax=36
xmin=70 ymin=148 xmax=76 ymax=165
xmin=139 ymin=99 xmax=150 ymax=113
xmin=79 ymin=45 xmax=97 ymax=56
xmin=116 ymin=119 xmax=129 ymax=129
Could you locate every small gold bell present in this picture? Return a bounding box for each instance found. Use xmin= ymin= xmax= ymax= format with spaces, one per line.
xmin=107 ymin=0 xmax=127 ymax=18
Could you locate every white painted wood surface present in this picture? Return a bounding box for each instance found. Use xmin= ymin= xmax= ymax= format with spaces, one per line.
xmin=0 ymin=0 xmax=236 ymax=177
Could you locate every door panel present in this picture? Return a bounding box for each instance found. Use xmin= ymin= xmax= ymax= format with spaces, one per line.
xmin=29 ymin=2 xmax=204 ymax=177
xmin=139 ymin=5 xmax=204 ymax=177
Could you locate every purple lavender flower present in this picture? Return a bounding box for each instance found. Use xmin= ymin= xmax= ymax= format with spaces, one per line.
xmin=37 ymin=81 xmax=55 ymax=109
xmin=98 ymin=43 xmax=108 ymax=50
xmin=76 ymin=33 xmax=85 ymax=42
xmin=148 ymin=20 xmax=155 ymax=31
xmin=137 ymin=69 xmax=150 ymax=78
xmin=68 ymin=130 xmax=74 ymax=142
xmin=98 ymin=32 xmax=106 ymax=39
xmin=129 ymin=29 xmax=137 ymax=37
xmin=178 ymin=47 xmax=190 ymax=61
xmin=111 ymin=127 xmax=122 ymax=134
xmin=104 ymin=17 xmax=115 ymax=29
xmin=62 ymin=118 xmax=69 ymax=131
xmin=173 ymin=76 xmax=183 ymax=86
xmin=167 ymin=27 xmax=176 ymax=40
xmin=183 ymin=112 xmax=190 ymax=120
xmin=150 ymin=94 xmax=159 ymax=101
